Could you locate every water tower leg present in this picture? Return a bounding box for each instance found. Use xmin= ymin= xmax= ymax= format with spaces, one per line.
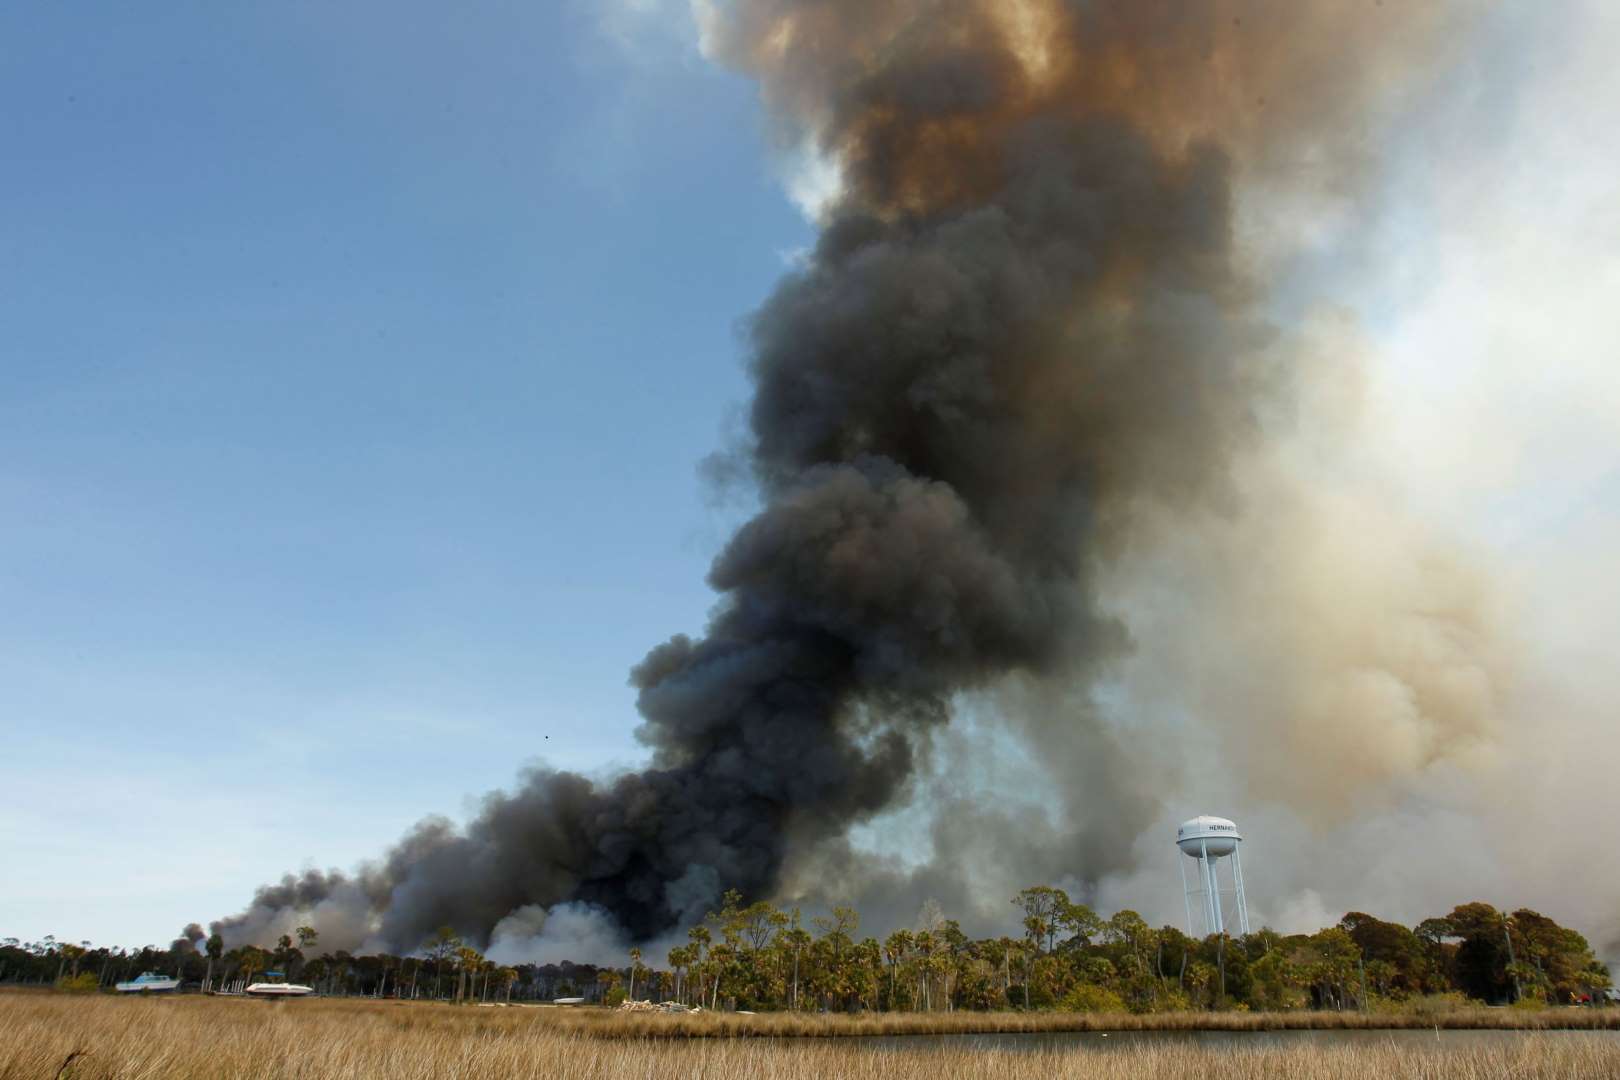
xmin=1179 ymin=853 xmax=1195 ymax=936
xmin=1200 ymin=841 xmax=1218 ymax=936
xmin=1232 ymin=847 xmax=1250 ymax=936
xmin=1209 ymin=857 xmax=1225 ymax=936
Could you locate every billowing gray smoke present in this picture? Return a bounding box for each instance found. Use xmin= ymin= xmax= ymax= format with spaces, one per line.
xmin=212 ymin=0 xmax=1479 ymax=952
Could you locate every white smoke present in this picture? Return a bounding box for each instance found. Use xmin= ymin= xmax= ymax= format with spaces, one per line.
xmin=1090 ymin=1 xmax=1620 ymax=951
xmin=486 ymin=902 xmax=629 ymax=967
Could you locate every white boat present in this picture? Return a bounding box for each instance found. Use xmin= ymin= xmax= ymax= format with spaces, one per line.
xmin=244 ymin=980 xmax=315 ymax=998
xmin=116 ymin=971 xmax=180 ymax=993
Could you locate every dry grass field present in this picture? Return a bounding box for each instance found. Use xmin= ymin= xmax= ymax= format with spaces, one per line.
xmin=557 ymin=1001 xmax=1620 ymax=1038
xmin=3 ymin=993 xmax=1619 ymax=1079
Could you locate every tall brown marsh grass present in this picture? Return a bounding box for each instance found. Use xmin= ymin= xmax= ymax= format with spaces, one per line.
xmin=559 ymin=1002 xmax=1620 ymax=1039
xmin=3 ymin=994 xmax=1618 ymax=1079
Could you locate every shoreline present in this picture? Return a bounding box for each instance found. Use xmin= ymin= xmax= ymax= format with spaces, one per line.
xmin=11 ymin=989 xmax=1617 ymax=1037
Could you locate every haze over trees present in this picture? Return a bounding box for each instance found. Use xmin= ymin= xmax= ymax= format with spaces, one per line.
xmin=4 ymin=892 xmax=1609 ymax=1013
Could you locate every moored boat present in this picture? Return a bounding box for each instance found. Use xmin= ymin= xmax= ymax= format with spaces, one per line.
xmin=244 ymin=972 xmax=314 ymax=998
xmin=115 ymin=971 xmax=180 ymax=993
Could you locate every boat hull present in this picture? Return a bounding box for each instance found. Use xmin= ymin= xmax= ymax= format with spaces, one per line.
xmin=244 ymin=983 xmax=315 ymax=998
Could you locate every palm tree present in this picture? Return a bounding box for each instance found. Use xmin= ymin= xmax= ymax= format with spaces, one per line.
xmin=627 ymin=947 xmax=643 ymax=1002
xmin=294 ymin=926 xmax=318 ymax=978
xmin=204 ymin=934 xmax=223 ymax=992
xmin=453 ymin=946 xmax=483 ymax=1004
xmin=784 ymin=923 xmax=812 ymax=1010
xmin=666 ymin=945 xmax=690 ymax=1004
xmin=884 ymin=930 xmax=913 ymax=1010
xmin=688 ymin=926 xmax=711 ymax=1007
xmin=56 ymin=943 xmax=85 ymax=986
xmin=275 ymin=934 xmax=293 ymax=969
xmin=238 ymin=946 xmax=265 ymax=988
xmin=424 ymin=927 xmax=460 ymax=1000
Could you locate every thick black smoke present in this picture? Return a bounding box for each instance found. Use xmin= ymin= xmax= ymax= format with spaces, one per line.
xmin=212 ymin=0 xmax=1455 ymax=952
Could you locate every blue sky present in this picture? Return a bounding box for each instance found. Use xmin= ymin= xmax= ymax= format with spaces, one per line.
xmin=1 ymin=1 xmax=808 ymax=946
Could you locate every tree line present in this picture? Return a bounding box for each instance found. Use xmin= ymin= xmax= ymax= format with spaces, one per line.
xmin=4 ymin=890 xmax=1610 ymax=1012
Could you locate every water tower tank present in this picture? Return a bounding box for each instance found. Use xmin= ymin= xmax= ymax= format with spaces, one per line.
xmin=1177 ymin=815 xmax=1241 ymax=859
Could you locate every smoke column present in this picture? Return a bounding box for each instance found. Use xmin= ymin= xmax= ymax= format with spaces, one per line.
xmin=212 ymin=0 xmax=1496 ymax=953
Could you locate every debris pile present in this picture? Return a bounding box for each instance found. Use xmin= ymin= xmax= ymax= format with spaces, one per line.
xmin=617 ymin=1000 xmax=700 ymax=1014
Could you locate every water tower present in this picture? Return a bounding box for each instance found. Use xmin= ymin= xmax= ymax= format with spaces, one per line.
xmin=1176 ymin=815 xmax=1250 ymax=937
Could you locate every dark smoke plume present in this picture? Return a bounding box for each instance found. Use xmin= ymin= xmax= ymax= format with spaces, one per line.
xmin=211 ymin=0 xmax=1465 ymax=952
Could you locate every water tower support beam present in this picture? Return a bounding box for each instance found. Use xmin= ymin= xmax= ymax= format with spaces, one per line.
xmin=1179 ymin=853 xmax=1195 ymax=936
xmin=1231 ymin=846 xmax=1250 ymax=936
xmin=1199 ymin=841 xmax=1218 ymax=936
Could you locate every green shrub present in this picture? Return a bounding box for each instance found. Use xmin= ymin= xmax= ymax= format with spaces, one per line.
xmin=1366 ymin=992 xmax=1430 ymax=1015
xmin=1401 ymin=992 xmax=1474 ymax=1017
xmin=1150 ymin=988 xmax=1192 ymax=1013
xmin=56 ymin=973 xmax=100 ymax=994
xmin=1060 ymin=984 xmax=1126 ymax=1013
